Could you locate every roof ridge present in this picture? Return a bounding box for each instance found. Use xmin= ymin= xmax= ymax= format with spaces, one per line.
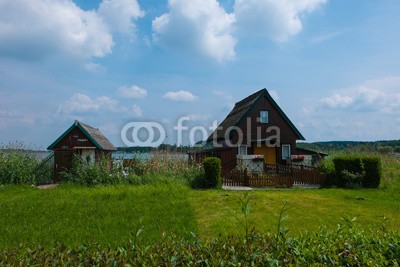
xmin=234 ymin=88 xmax=266 ymax=106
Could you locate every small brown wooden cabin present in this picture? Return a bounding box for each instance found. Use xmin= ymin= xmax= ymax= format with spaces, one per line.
xmin=47 ymin=120 xmax=116 ymax=181
xmin=189 ymin=88 xmax=307 ymax=172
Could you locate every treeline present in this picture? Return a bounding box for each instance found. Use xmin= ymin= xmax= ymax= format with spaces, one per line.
xmin=116 ymin=144 xmax=198 ymax=153
xmin=298 ymin=140 xmax=400 ymax=154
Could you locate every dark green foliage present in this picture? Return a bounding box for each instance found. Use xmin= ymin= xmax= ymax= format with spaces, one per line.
xmin=202 ymin=157 xmax=221 ymax=189
xmin=333 ymin=156 xmax=382 ymax=188
xmin=62 ymin=155 xmax=122 ymax=186
xmin=1 ymin=225 xmax=399 ymax=266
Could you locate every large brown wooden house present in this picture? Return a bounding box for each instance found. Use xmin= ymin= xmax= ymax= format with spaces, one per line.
xmin=48 ymin=120 xmax=116 ymax=181
xmin=189 ymin=88 xmax=305 ymax=171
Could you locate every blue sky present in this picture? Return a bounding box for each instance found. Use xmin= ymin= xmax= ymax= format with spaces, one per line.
xmin=0 ymin=0 xmax=399 ymax=148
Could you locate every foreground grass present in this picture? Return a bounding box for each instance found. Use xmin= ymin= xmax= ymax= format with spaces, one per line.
xmin=0 ymin=184 xmax=196 ymax=248
xmin=1 ymin=184 xmax=399 ymax=249
xmin=190 ymin=188 xmax=400 ymax=238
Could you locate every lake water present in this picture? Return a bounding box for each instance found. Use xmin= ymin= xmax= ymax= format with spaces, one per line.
xmin=10 ymin=151 xmax=188 ymax=161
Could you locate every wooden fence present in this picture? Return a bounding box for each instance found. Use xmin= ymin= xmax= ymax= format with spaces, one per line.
xmin=222 ymin=164 xmax=326 ymax=188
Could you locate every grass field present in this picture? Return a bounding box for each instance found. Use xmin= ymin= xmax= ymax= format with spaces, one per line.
xmin=0 ymin=184 xmax=197 ymax=248
xmin=1 ymin=183 xmax=399 ymax=249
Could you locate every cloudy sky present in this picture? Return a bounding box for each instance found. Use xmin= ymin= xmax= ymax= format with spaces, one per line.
xmin=0 ymin=0 xmax=399 ymax=148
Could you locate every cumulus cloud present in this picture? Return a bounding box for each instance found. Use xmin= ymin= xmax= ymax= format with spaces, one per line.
xmin=320 ymin=78 xmax=400 ymax=114
xmin=152 ymin=0 xmax=236 ymax=63
xmin=0 ymin=0 xmax=144 ymax=64
xmin=320 ymin=93 xmax=353 ymax=108
xmin=63 ymin=93 xmax=120 ymax=113
xmin=118 ymin=85 xmax=147 ymax=98
xmin=0 ymin=0 xmax=114 ymax=61
xmin=163 ymin=90 xmax=198 ymax=101
xmin=132 ymin=104 xmax=142 ymax=117
xmin=234 ymin=0 xmax=327 ymax=42
xmin=98 ymin=0 xmax=144 ymax=35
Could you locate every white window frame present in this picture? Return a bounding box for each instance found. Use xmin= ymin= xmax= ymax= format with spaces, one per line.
xmin=282 ymin=144 xmax=291 ymax=160
xmin=237 ymin=145 xmax=248 ymax=155
xmin=259 ymin=110 xmax=269 ymax=123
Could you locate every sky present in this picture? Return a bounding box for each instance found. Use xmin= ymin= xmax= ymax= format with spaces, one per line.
xmin=0 ymin=0 xmax=400 ymax=149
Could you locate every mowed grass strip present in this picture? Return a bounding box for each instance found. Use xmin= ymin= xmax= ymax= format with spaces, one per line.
xmin=189 ymin=188 xmax=400 ymax=238
xmin=0 ymin=184 xmax=197 ymax=248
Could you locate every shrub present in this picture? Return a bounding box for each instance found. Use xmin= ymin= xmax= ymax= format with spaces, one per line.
xmin=62 ymin=155 xmax=121 ymax=186
xmin=202 ymin=157 xmax=221 ymax=189
xmin=333 ymin=155 xmax=382 ymax=188
xmin=317 ymin=156 xmax=336 ymax=187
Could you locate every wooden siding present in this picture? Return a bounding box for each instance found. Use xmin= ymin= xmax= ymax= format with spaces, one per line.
xmin=51 ymin=127 xmax=96 ymax=149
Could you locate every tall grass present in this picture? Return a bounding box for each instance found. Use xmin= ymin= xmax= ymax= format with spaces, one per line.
xmin=0 ymin=142 xmax=41 ymax=185
xmin=119 ymin=150 xmax=204 ymax=187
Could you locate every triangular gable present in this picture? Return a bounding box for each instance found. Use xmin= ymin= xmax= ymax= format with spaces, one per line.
xmin=47 ymin=120 xmax=116 ymax=150
xmin=208 ymin=88 xmax=305 ymax=141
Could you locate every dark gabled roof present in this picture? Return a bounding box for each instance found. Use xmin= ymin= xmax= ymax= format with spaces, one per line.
xmin=207 ymin=88 xmax=305 ymax=141
xmin=47 ymin=120 xmax=116 ymax=151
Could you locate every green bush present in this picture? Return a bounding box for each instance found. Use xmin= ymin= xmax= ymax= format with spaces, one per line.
xmin=318 ymin=156 xmax=336 ymax=187
xmin=62 ymin=155 xmax=122 ymax=186
xmin=202 ymin=157 xmax=221 ymax=189
xmin=333 ymin=155 xmax=382 ymax=188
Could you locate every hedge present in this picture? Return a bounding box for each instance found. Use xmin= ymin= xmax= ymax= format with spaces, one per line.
xmin=333 ymin=155 xmax=382 ymax=188
xmin=202 ymin=157 xmax=222 ymax=189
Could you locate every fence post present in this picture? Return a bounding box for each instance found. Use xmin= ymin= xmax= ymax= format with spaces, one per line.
xmin=244 ymin=169 xmax=249 ymax=187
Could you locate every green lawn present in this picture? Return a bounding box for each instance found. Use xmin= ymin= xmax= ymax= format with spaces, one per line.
xmin=190 ymin=188 xmax=400 ymax=237
xmin=0 ymin=184 xmax=399 ymax=249
xmin=0 ymin=184 xmax=196 ymax=248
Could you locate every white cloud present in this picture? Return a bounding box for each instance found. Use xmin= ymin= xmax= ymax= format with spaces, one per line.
xmin=98 ymin=0 xmax=144 ymax=35
xmin=310 ymin=30 xmax=348 ymax=45
xmin=320 ymin=93 xmax=353 ymax=108
xmin=234 ymin=0 xmax=327 ymax=42
xmin=0 ymin=0 xmax=114 ymax=62
xmin=320 ymin=86 xmax=399 ymax=113
xmin=118 ymin=85 xmax=147 ymax=98
xmin=163 ymin=90 xmax=198 ymax=102
xmin=152 ymin=0 xmax=236 ymax=62
xmin=63 ymin=93 xmax=120 ymax=113
xmin=132 ymin=104 xmax=142 ymax=117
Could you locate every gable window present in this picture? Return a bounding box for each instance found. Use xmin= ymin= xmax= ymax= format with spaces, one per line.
xmin=237 ymin=145 xmax=248 ymax=155
xmin=282 ymin=144 xmax=291 ymax=160
xmin=259 ymin=111 xmax=269 ymax=123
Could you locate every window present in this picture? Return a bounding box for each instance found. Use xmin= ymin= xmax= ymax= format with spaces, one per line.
xmin=259 ymin=110 xmax=269 ymax=123
xmin=237 ymin=145 xmax=248 ymax=155
xmin=282 ymin=144 xmax=291 ymax=160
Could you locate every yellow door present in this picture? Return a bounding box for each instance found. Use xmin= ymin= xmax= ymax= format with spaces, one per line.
xmin=253 ymin=146 xmax=276 ymax=165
